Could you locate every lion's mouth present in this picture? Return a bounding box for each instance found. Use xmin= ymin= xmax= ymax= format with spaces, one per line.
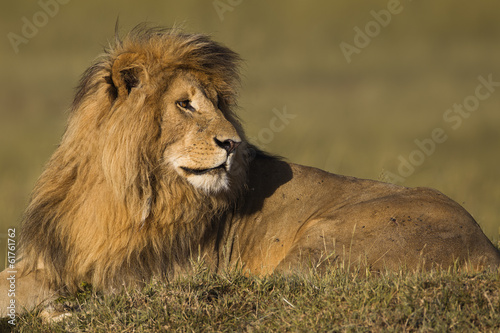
xmin=181 ymin=163 xmax=227 ymax=176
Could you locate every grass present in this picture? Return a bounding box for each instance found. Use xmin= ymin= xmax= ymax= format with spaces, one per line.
xmin=2 ymin=264 xmax=499 ymax=332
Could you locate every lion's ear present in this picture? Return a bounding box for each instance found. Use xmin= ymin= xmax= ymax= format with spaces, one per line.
xmin=110 ymin=53 xmax=146 ymax=97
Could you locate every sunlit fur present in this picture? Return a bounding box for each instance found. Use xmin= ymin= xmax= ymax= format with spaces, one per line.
xmin=19 ymin=26 xmax=249 ymax=293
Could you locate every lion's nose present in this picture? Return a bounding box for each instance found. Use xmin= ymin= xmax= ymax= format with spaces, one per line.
xmin=214 ymin=137 xmax=241 ymax=154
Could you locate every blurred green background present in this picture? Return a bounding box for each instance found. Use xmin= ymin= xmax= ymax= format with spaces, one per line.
xmin=1 ymin=0 xmax=499 ymax=270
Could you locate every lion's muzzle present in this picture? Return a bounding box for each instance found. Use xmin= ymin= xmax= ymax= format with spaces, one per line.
xmin=214 ymin=137 xmax=241 ymax=155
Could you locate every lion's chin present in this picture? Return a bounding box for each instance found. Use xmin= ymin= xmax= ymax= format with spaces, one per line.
xmin=181 ymin=168 xmax=231 ymax=194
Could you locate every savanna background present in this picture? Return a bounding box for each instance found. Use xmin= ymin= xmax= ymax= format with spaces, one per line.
xmin=1 ymin=1 xmax=500 ymax=331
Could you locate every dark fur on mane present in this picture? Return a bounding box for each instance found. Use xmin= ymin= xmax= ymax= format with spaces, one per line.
xmin=72 ymin=26 xmax=241 ymax=113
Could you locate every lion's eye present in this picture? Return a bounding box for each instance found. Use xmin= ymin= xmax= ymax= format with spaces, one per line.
xmin=176 ymin=100 xmax=194 ymax=111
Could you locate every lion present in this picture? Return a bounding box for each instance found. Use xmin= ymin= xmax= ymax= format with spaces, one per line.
xmin=1 ymin=26 xmax=499 ymax=318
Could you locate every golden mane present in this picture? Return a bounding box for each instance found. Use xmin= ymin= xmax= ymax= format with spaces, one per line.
xmin=19 ymin=27 xmax=245 ymax=292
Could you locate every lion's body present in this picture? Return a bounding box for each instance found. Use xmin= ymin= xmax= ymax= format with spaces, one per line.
xmin=1 ymin=27 xmax=499 ymax=317
xmin=230 ymin=158 xmax=500 ymax=274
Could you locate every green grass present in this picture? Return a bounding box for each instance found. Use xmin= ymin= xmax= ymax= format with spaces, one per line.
xmin=3 ymin=265 xmax=499 ymax=332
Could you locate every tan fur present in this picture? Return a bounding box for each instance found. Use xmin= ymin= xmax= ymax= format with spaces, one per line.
xmin=1 ymin=26 xmax=499 ymax=317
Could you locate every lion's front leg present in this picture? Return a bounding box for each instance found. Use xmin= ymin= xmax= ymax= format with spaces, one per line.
xmin=0 ymin=260 xmax=58 ymax=319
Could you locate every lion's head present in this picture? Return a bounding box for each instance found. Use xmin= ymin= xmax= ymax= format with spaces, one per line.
xmin=161 ymin=72 xmax=244 ymax=194
xmin=94 ymin=27 xmax=248 ymax=197
xmin=20 ymin=27 xmax=250 ymax=291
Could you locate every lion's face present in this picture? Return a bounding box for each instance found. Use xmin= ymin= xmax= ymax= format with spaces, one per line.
xmin=161 ymin=73 xmax=245 ymax=193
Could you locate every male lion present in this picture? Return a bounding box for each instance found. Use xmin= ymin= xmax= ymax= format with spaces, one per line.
xmin=1 ymin=27 xmax=499 ymax=317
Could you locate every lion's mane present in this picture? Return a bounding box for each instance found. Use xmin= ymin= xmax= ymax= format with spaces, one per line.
xmin=20 ymin=27 xmax=245 ymax=292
